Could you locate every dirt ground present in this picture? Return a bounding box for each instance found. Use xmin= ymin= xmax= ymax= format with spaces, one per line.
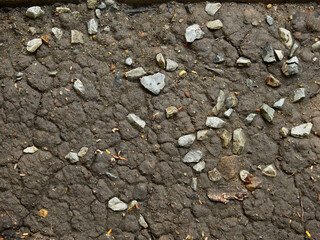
xmin=0 ymin=1 xmax=320 ymax=239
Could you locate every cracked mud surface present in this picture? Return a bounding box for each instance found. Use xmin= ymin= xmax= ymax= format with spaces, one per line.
xmin=0 ymin=1 xmax=320 ymax=239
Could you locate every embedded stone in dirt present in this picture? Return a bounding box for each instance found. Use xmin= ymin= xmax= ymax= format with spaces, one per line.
xmin=262 ymin=165 xmax=277 ymax=177
xmin=71 ymin=30 xmax=84 ymax=44
xmin=236 ymin=57 xmax=251 ymax=67
xmin=205 ymin=3 xmax=221 ymax=16
xmin=207 ymin=187 xmax=248 ymax=204
xmin=182 ymin=150 xmax=203 ymax=163
xmin=266 ymin=74 xmax=281 ymax=87
xmin=293 ymin=88 xmax=305 ymax=102
xmin=206 ymin=117 xmax=225 ymax=128
xmin=208 ymin=168 xmax=222 ymax=182
xmin=127 ymin=113 xmax=146 ymax=130
xmin=185 ymin=24 xmax=204 ymax=43
xmin=218 ymin=155 xmax=240 ymax=180
xmin=273 ymin=98 xmax=285 ymax=110
xmin=233 ymin=128 xmax=245 ymax=155
xmin=279 ymin=27 xmax=293 ymax=49
xmin=140 ymin=73 xmax=166 ymax=95
xmin=193 ymin=161 xmax=205 ymax=172
xmin=23 ymin=146 xmax=38 ymax=154
xmin=26 ymin=6 xmax=44 ymax=19
xmin=244 ymin=113 xmax=256 ymax=125
xmin=26 ymin=38 xmax=42 ymax=53
xmin=51 ymin=27 xmax=63 ymax=41
xmin=108 ymin=197 xmax=128 ymax=211
xmin=87 ymin=18 xmax=98 ymax=35
xmin=262 ymin=43 xmax=276 ymax=63
xmin=125 ymin=67 xmax=147 ymax=80
xmin=260 ymin=103 xmax=275 ymax=122
xmin=65 ymin=152 xmax=79 ymax=163
xmin=178 ymin=133 xmax=196 ymax=147
xmin=291 ymin=123 xmax=313 ymax=138
xmin=206 ymin=20 xmax=223 ymax=30
xmin=220 ymin=129 xmax=232 ymax=148
xmin=156 ymin=53 xmax=166 ymax=69
xmin=197 ymin=129 xmax=209 ymax=141
xmin=166 ymin=59 xmax=178 ymax=72
xmin=73 ymin=79 xmax=85 ymax=96
xmin=212 ymin=90 xmax=225 ymax=116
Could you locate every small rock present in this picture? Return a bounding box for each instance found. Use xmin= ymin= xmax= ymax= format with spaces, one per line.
xmin=197 ymin=130 xmax=209 ymax=141
xmin=127 ymin=113 xmax=146 ymax=130
xmin=262 ymin=165 xmax=277 ymax=177
xmin=125 ymin=57 xmax=133 ymax=66
xmin=291 ymin=123 xmax=312 ymax=138
xmin=280 ymin=127 xmax=289 ymax=137
xmin=193 ymin=161 xmax=205 ymax=172
xmin=114 ymin=74 xmax=123 ymax=87
xmin=191 ymin=177 xmax=197 ymax=191
xmin=208 ymin=168 xmax=222 ymax=182
xmin=213 ymin=54 xmax=225 ymax=64
xmin=220 ymin=129 xmax=232 ymax=148
xmin=73 ymin=79 xmax=85 ymax=96
xmin=51 ymin=27 xmax=63 ymax=41
xmin=312 ymin=41 xmax=320 ymax=51
xmin=206 ymin=117 xmax=225 ymax=128
xmin=65 ymin=152 xmax=79 ymax=163
xmin=244 ymin=113 xmax=256 ymax=125
xmin=29 ymin=27 xmax=37 ymax=35
xmin=245 ymin=176 xmax=262 ymax=191
xmin=274 ymin=49 xmax=284 ymax=61
xmin=105 ymin=171 xmax=118 ymax=180
xmin=26 ymin=6 xmax=44 ymax=19
xmin=26 ymin=38 xmax=42 ymax=53
xmin=128 ymin=200 xmax=138 ymax=209
xmin=166 ymin=106 xmax=178 ymax=118
xmin=293 ymin=88 xmax=305 ymax=103
xmin=266 ymin=74 xmax=281 ymax=87
xmin=166 ymin=59 xmax=178 ymax=72
xmin=289 ymin=42 xmax=299 ymax=57
xmin=125 ymin=67 xmax=147 ymax=80
xmin=260 ymin=104 xmax=275 ymax=122
xmin=246 ymin=78 xmax=254 ymax=91
xmin=99 ymin=2 xmax=107 ymax=9
xmin=251 ymin=20 xmax=259 ymax=26
xmin=282 ymin=57 xmax=299 ymax=76
xmin=206 ymin=20 xmax=223 ymax=30
xmin=239 ymin=170 xmax=250 ymax=182
xmin=108 ymin=197 xmax=127 ymax=211
xmin=23 ymin=146 xmax=38 ymax=154
xmin=71 ymin=30 xmax=84 ymax=44
xmin=56 ymin=7 xmax=71 ymax=13
xmin=273 ymin=98 xmax=285 ymax=110
xmin=16 ymin=72 xmax=23 ymax=81
xmin=224 ymin=108 xmax=233 ymax=118
xmin=48 ymin=71 xmax=58 ymax=76
xmin=279 ymin=27 xmax=293 ymax=49
xmin=140 ymin=73 xmax=166 ymax=95
xmin=236 ymin=57 xmax=251 ymax=67
xmin=182 ymin=150 xmax=203 ymax=163
xmin=87 ymin=0 xmax=98 ymax=9
xmin=218 ymin=155 xmax=240 ymax=180
xmin=266 ymin=15 xmax=274 ymax=26
xmin=185 ymin=24 xmax=204 ymax=43
xmin=103 ymin=26 xmax=111 ymax=32
xmin=205 ymin=3 xmax=221 ymax=16
xmin=95 ymin=9 xmax=101 ymax=18
xmin=262 ymin=43 xmax=276 ymax=63
xmin=178 ymin=134 xmax=196 ymax=148
xmin=156 ymin=53 xmax=166 ymax=69
xmin=212 ymin=90 xmax=225 ymax=116
xmin=138 ymin=215 xmax=148 ymax=228
xmin=78 ymin=147 xmax=88 ymax=157
xmin=105 ymin=0 xmax=118 ymax=10
xmin=225 ymin=92 xmax=238 ymax=108
xmin=87 ymin=18 xmax=98 ymax=35
xmin=233 ymin=128 xmax=245 ymax=155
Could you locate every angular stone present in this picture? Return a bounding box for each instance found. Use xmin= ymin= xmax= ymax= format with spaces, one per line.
xmin=108 ymin=197 xmax=127 ymax=211
xmin=87 ymin=18 xmax=98 ymax=35
xmin=219 ymin=129 xmax=232 ymax=148
xmin=260 ymin=104 xmax=275 ymax=122
xmin=125 ymin=57 xmax=133 ymax=66
xmin=140 ymin=73 xmax=165 ymax=95
xmin=236 ymin=57 xmax=251 ymax=67
xmin=218 ymin=155 xmax=240 ymax=180
xmin=125 ymin=67 xmax=147 ymax=81
xmin=71 ymin=30 xmax=84 ymax=44
xmin=282 ymin=57 xmax=299 ymax=76
xmin=182 ymin=150 xmax=203 ymax=163
xmin=127 ymin=113 xmax=146 ymax=130
xmin=273 ymin=98 xmax=285 ymax=110
xmin=291 ymin=123 xmax=312 ymax=138
xmin=23 ymin=146 xmax=38 ymax=154
xmin=29 ymin=27 xmax=37 ymax=35
xmin=191 ymin=177 xmax=197 ymax=191
xmin=245 ymin=176 xmax=262 ymax=191
xmin=178 ymin=134 xmax=196 ymax=148
xmin=239 ymin=170 xmax=250 ymax=182
xmin=197 ymin=129 xmax=209 ymax=141
xmin=26 ymin=6 xmax=44 ymax=19
xmin=266 ymin=74 xmax=281 ymax=87
xmin=193 ymin=161 xmax=205 ymax=172
xmin=233 ymin=128 xmax=245 ymax=155
xmin=274 ymin=49 xmax=284 ymax=61
xmin=185 ymin=24 xmax=204 ymax=43
xmin=206 ymin=20 xmax=223 ymax=30
xmin=225 ymin=92 xmax=238 ymax=108
xmin=312 ymin=41 xmax=320 ymax=51
xmin=208 ymin=168 xmax=222 ymax=182
xmin=224 ymin=108 xmax=233 ymax=118
xmin=262 ymin=165 xmax=277 ymax=177
xmin=26 ymin=38 xmax=42 ymax=53
xmin=166 ymin=106 xmax=178 ymax=118
xmin=78 ymin=147 xmax=88 ymax=157
xmin=212 ymin=90 xmax=225 ymax=116
xmin=138 ymin=215 xmax=148 ymax=228
xmin=87 ymin=0 xmax=98 ymax=9
xmin=156 ymin=53 xmax=166 ymax=69
xmin=73 ymin=79 xmax=85 ymax=96
xmin=213 ymin=54 xmax=225 ymax=64
xmin=206 ymin=117 xmax=225 ymax=128
xmin=56 ymin=7 xmax=71 ymax=13
xmin=51 ymin=27 xmax=63 ymax=41
xmin=166 ymin=59 xmax=178 ymax=72
xmin=262 ymin=43 xmax=276 ymax=63
xmin=244 ymin=113 xmax=256 ymax=125
xmin=266 ymin=15 xmax=274 ymax=26
xmin=205 ymin=3 xmax=221 ymax=16
xmin=65 ymin=152 xmax=79 ymax=163
xmin=95 ymin=9 xmax=101 ymax=18
xmin=280 ymin=127 xmax=289 ymax=137
xmin=289 ymin=42 xmax=299 ymax=57
xmin=293 ymin=88 xmax=305 ymax=103
xmin=279 ymin=27 xmax=293 ymax=49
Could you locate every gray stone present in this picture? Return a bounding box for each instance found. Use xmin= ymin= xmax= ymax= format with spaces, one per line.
xmin=71 ymin=30 xmax=84 ymax=44
xmin=156 ymin=53 xmax=166 ymax=69
xmin=273 ymin=98 xmax=285 ymax=110
xmin=95 ymin=9 xmax=101 ymax=18
xmin=125 ymin=67 xmax=146 ymax=80
xmin=244 ymin=113 xmax=256 ymax=125
xmin=99 ymin=2 xmax=107 ymax=9
xmin=193 ymin=161 xmax=205 ymax=172
xmin=166 ymin=106 xmax=178 ymax=118
xmin=108 ymin=197 xmax=127 ymax=211
xmin=286 ymin=56 xmax=299 ymax=64
xmin=56 ymin=7 xmax=70 ymax=13
xmin=266 ymin=15 xmax=274 ymax=26
xmin=140 ymin=73 xmax=165 ymax=95
xmin=29 ymin=27 xmax=37 ymax=35
xmin=291 ymin=123 xmax=313 ymax=138
xmin=87 ymin=19 xmax=98 ymax=35
xmin=279 ymin=27 xmax=293 ymax=49
xmin=23 ymin=146 xmax=38 ymax=154
xmin=105 ymin=171 xmax=118 ymax=180
xmin=65 ymin=152 xmax=79 ymax=163
xmin=178 ymin=134 xmax=196 ymax=148
xmin=182 ymin=150 xmax=203 ymax=163
xmin=51 ymin=27 xmax=63 ymax=41
xmin=280 ymin=127 xmax=289 ymax=137
xmin=282 ymin=57 xmax=299 ymax=76
xmin=127 ymin=113 xmax=146 ymax=130
xmin=224 ymin=108 xmax=233 ymax=118
xmin=260 ymin=104 xmax=275 ymax=122
xmin=212 ymin=90 xmax=225 ymax=116
xmin=206 ymin=117 xmax=225 ymax=128
xmin=26 ymin=6 xmax=44 ymax=19
xmin=239 ymin=170 xmax=250 ymax=182
xmin=213 ymin=54 xmax=225 ymax=64
xmin=205 ymin=3 xmax=221 ymax=16
xmin=166 ymin=59 xmax=178 ymax=72
xmin=26 ymin=38 xmax=42 ymax=53
xmin=266 ymin=74 xmax=281 ymax=87
xmin=225 ymin=92 xmax=238 ymax=108
xmin=251 ymin=20 xmax=259 ymax=26
xmin=262 ymin=43 xmax=276 ymax=63
xmin=274 ymin=49 xmax=284 ymax=61
xmin=220 ymin=129 xmax=232 ymax=148
xmin=293 ymin=88 xmax=305 ymax=103
xmin=87 ymin=0 xmax=98 ymax=9
xmin=289 ymin=42 xmax=299 ymax=57
xmin=204 ymin=65 xmax=224 ymax=76
xmin=104 ymin=26 xmax=111 ymax=32
xmin=236 ymin=57 xmax=251 ymax=67
xmin=312 ymin=41 xmax=320 ymax=51
xmin=262 ymin=165 xmax=277 ymax=177
xmin=185 ymin=24 xmax=204 ymax=43
xmin=246 ymin=78 xmax=254 ymax=91
xmin=78 ymin=147 xmax=88 ymax=157
xmin=197 ymin=130 xmax=209 ymax=141
xmin=206 ymin=20 xmax=223 ymax=30
xmin=191 ymin=177 xmax=197 ymax=191
xmin=233 ymin=128 xmax=245 ymax=155
xmin=208 ymin=168 xmax=222 ymax=182
xmin=138 ymin=215 xmax=148 ymax=228
xmin=73 ymin=79 xmax=85 ymax=96
xmin=125 ymin=57 xmax=133 ymax=66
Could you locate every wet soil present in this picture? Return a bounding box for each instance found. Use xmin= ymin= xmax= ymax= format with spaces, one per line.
xmin=0 ymin=1 xmax=320 ymax=240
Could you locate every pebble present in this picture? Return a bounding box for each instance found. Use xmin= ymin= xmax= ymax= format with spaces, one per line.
xmin=105 ymin=0 xmax=118 ymax=10
xmin=206 ymin=117 xmax=225 ymax=128
xmin=225 ymin=92 xmax=238 ymax=108
xmin=29 ymin=27 xmax=37 ymax=35
xmin=236 ymin=57 xmax=251 ymax=67
xmin=108 ymin=197 xmax=128 ymax=211
xmin=279 ymin=27 xmax=293 ymax=49
xmin=251 ymin=20 xmax=259 ymax=26
xmin=205 ymin=3 xmax=221 ymax=16
xmin=56 ymin=7 xmax=71 ymax=13
xmin=77 ymin=147 xmax=88 ymax=157
xmin=127 ymin=113 xmax=146 ymax=130
xmin=218 ymin=155 xmax=239 ymax=180
xmin=140 ymin=73 xmax=166 ymax=95
xmin=282 ymin=57 xmax=299 ymax=76
xmin=208 ymin=168 xmax=222 ymax=182
xmin=193 ymin=161 xmax=205 ymax=172
xmin=224 ymin=108 xmax=233 ymax=118
xmin=239 ymin=170 xmax=250 ymax=181
xmin=262 ymin=43 xmax=276 ymax=63
xmin=178 ymin=134 xmax=196 ymax=148
xmin=291 ymin=123 xmax=313 ymax=138
xmin=156 ymin=53 xmax=166 ymax=69
xmin=206 ymin=20 xmax=223 ymax=30
xmin=212 ymin=90 xmax=225 ymax=116
xmin=65 ymin=152 xmax=79 ymax=163
xmin=244 ymin=113 xmax=256 ymax=125
xmin=128 ymin=200 xmax=138 ymax=209
xmin=114 ymin=74 xmax=123 ymax=87
xmin=260 ymin=104 xmax=275 ymax=122
xmin=280 ymin=127 xmax=289 ymax=137
xmin=71 ymin=30 xmax=84 ymax=44
xmin=105 ymin=171 xmax=118 ymax=180
xmin=73 ymin=79 xmax=85 ymax=96
xmin=312 ymin=41 xmax=320 ymax=51
xmin=293 ymin=88 xmax=305 ymax=102
xmin=104 ymin=26 xmax=111 ymax=32
xmin=246 ymin=78 xmax=254 ymax=91
xmin=289 ymin=42 xmax=299 ymax=57
xmin=125 ymin=67 xmax=147 ymax=80
xmin=266 ymin=15 xmax=274 ymax=26
xmin=166 ymin=59 xmax=178 ymax=72
xmin=262 ymin=165 xmax=277 ymax=177
xmin=87 ymin=19 xmax=98 ymax=35
xmin=233 ymin=128 xmax=245 ymax=155
xmin=273 ymin=98 xmax=285 ymax=110
xmin=125 ymin=57 xmax=133 ymax=66
xmin=87 ymin=0 xmax=98 ymax=9
xmin=26 ymin=6 xmax=44 ymax=19
xmin=165 ymin=106 xmax=178 ymax=118
xmin=191 ymin=177 xmax=197 ymax=191
xmin=51 ymin=27 xmax=63 ymax=41
xmin=182 ymin=150 xmax=203 ymax=163
xmin=274 ymin=49 xmax=284 ymax=61
xmin=138 ymin=215 xmax=148 ymax=228
xmin=213 ymin=54 xmax=225 ymax=64
xmin=197 ymin=129 xmax=209 ymax=141
xmin=266 ymin=74 xmax=281 ymax=87
xmin=185 ymin=24 xmax=204 ymax=43
xmin=23 ymin=146 xmax=38 ymax=154
xmin=220 ymin=129 xmax=232 ymax=148
xmin=26 ymin=38 xmax=42 ymax=53
xmin=99 ymin=2 xmax=107 ymax=9
xmin=245 ymin=176 xmax=262 ymax=191
xmin=95 ymin=9 xmax=101 ymax=18
xmin=16 ymin=72 xmax=23 ymax=81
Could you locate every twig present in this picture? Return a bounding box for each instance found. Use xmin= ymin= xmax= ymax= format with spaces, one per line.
xmin=300 ymin=191 xmax=304 ymax=221
xmin=1 ymin=205 xmax=16 ymax=225
xmin=310 ymin=100 xmax=320 ymax=112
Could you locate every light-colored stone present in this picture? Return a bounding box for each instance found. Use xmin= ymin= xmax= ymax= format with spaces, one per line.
xmin=262 ymin=165 xmax=277 ymax=177
xmin=140 ymin=73 xmax=166 ymax=95
xmin=185 ymin=24 xmax=204 ymax=43
xmin=279 ymin=27 xmax=293 ymax=49
xmin=51 ymin=27 xmax=63 ymax=41
xmin=260 ymin=104 xmax=275 ymax=122
xmin=183 ymin=150 xmax=203 ymax=163
xmin=212 ymin=90 xmax=225 ymax=116
xmin=138 ymin=215 xmax=148 ymax=228
xmin=205 ymin=3 xmax=221 ymax=16
xmin=125 ymin=67 xmax=146 ymax=80
xmin=206 ymin=20 xmax=223 ymax=30
xmin=127 ymin=113 xmax=146 ymax=130
xmin=291 ymin=123 xmax=312 ymax=138
xmin=56 ymin=7 xmax=71 ymax=13
xmin=78 ymin=147 xmax=88 ymax=157
xmin=108 ymin=197 xmax=127 ymax=211
xmin=166 ymin=59 xmax=178 ymax=72
xmin=87 ymin=18 xmax=98 ymax=35
xmin=280 ymin=127 xmax=289 ymax=137
xmin=293 ymin=88 xmax=305 ymax=103
xmin=244 ymin=113 xmax=256 ymax=125
xmin=193 ymin=161 xmax=205 ymax=172
xmin=274 ymin=49 xmax=284 ymax=61
xmin=125 ymin=57 xmax=133 ymax=66
xmin=73 ymin=79 xmax=85 ymax=96
xmin=178 ymin=134 xmax=196 ymax=148
xmin=208 ymin=168 xmax=222 ymax=182
xmin=206 ymin=117 xmax=225 ymax=128
xmin=273 ymin=98 xmax=285 ymax=110
xmin=65 ymin=152 xmax=79 ymax=163
xmin=312 ymin=41 xmax=320 ymax=51
xmin=26 ymin=38 xmax=42 ymax=53
xmin=233 ymin=128 xmax=245 ymax=155
xmin=166 ymin=106 xmax=178 ymax=118
xmin=156 ymin=53 xmax=166 ymax=69
xmin=23 ymin=146 xmax=38 ymax=154
xmin=197 ymin=129 xmax=209 ymax=141
xmin=224 ymin=108 xmax=233 ymax=118
xmin=87 ymin=0 xmax=98 ymax=9
xmin=191 ymin=177 xmax=197 ymax=191
xmin=266 ymin=74 xmax=281 ymax=87
xmin=220 ymin=129 xmax=232 ymax=148
xmin=71 ymin=30 xmax=84 ymax=44
xmin=236 ymin=57 xmax=251 ymax=67
xmin=239 ymin=170 xmax=250 ymax=182
xmin=26 ymin=6 xmax=44 ymax=19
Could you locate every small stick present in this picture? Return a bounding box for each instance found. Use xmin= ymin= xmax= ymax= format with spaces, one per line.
xmin=310 ymin=100 xmax=320 ymax=112
xmin=1 ymin=205 xmax=16 ymax=224
xmin=300 ymin=191 xmax=304 ymax=221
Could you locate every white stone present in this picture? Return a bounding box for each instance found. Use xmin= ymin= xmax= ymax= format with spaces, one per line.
xmin=224 ymin=108 xmax=233 ymax=118
xmin=279 ymin=27 xmax=293 ymax=49
xmin=78 ymin=147 xmax=88 ymax=157
xmin=236 ymin=57 xmax=251 ymax=67
xmin=26 ymin=6 xmax=44 ymax=19
xmin=178 ymin=134 xmax=196 ymax=147
xmin=185 ymin=24 xmax=204 ymax=43
xmin=73 ymin=79 xmax=85 ymax=96
xmin=183 ymin=150 xmax=203 ymax=163
xmin=312 ymin=41 xmax=320 ymax=51
xmin=206 ymin=117 xmax=225 ymax=128
xmin=138 ymin=215 xmax=148 ymax=228
xmin=291 ymin=123 xmax=312 ymax=138
xmin=273 ymin=98 xmax=285 ymax=110
xmin=108 ymin=197 xmax=128 ymax=211
xmin=239 ymin=170 xmax=250 ymax=181
xmin=71 ymin=30 xmax=84 ymax=44
xmin=156 ymin=53 xmax=166 ymax=69
xmin=262 ymin=165 xmax=277 ymax=177
xmin=26 ymin=38 xmax=42 ymax=53
xmin=166 ymin=59 xmax=178 ymax=72
xmin=193 ymin=161 xmax=205 ymax=172
xmin=205 ymin=3 xmax=221 ymax=16
xmin=125 ymin=57 xmax=133 ymax=66
xmin=127 ymin=113 xmax=146 ymax=130
xmin=206 ymin=20 xmax=223 ymax=30
xmin=125 ymin=67 xmax=146 ymax=80
xmin=23 ymin=146 xmax=38 ymax=154
xmin=87 ymin=18 xmax=98 ymax=35
xmin=56 ymin=7 xmax=71 ymax=13
xmin=52 ymin=27 xmax=63 ymax=41
xmin=274 ymin=49 xmax=284 ymax=61
xmin=65 ymin=152 xmax=79 ymax=163
xmin=140 ymin=73 xmax=166 ymax=95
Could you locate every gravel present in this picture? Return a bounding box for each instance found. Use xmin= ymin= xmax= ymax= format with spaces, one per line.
xmin=140 ymin=73 xmax=166 ymax=95
xmin=178 ymin=134 xmax=196 ymax=147
xmin=182 ymin=150 xmax=203 ymax=163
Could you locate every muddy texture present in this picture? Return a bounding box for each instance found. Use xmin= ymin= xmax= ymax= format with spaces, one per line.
xmin=0 ymin=1 xmax=320 ymax=240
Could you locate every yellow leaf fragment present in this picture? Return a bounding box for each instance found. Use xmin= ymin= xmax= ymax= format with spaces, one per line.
xmin=38 ymin=209 xmax=48 ymax=218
